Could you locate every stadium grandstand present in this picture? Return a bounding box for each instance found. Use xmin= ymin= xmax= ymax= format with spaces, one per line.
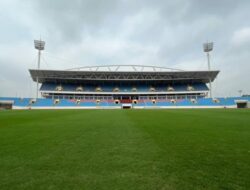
xmin=0 ymin=40 xmax=249 ymax=109
xmin=0 ymin=65 xmax=249 ymax=109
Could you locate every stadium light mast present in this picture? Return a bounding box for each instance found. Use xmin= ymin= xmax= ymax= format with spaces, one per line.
xmin=34 ymin=39 xmax=45 ymax=99
xmin=238 ymin=90 xmax=243 ymax=97
xmin=203 ymin=42 xmax=213 ymax=98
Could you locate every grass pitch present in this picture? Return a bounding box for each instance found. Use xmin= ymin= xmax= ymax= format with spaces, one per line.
xmin=0 ymin=109 xmax=250 ymax=190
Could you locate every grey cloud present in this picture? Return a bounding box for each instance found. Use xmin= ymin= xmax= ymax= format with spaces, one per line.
xmin=32 ymin=0 xmax=122 ymax=42
xmin=0 ymin=0 xmax=250 ymax=97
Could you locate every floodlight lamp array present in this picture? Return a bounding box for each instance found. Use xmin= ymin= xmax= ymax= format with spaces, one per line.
xmin=203 ymin=42 xmax=213 ymax=52
xmin=34 ymin=40 xmax=45 ymax=50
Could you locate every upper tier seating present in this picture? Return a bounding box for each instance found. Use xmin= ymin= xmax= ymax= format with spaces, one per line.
xmin=40 ymin=83 xmax=209 ymax=92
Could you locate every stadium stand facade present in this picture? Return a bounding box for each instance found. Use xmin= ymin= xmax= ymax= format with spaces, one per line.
xmin=0 ymin=65 xmax=249 ymax=109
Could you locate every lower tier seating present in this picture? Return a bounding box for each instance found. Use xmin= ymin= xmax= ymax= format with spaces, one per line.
xmin=0 ymin=97 xmax=249 ymax=108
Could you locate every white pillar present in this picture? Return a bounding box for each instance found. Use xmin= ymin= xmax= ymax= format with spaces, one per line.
xmin=207 ymin=52 xmax=212 ymax=98
xmin=36 ymin=50 xmax=41 ymax=99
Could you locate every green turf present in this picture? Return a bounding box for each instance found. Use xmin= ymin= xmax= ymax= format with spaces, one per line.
xmin=0 ymin=109 xmax=250 ymax=190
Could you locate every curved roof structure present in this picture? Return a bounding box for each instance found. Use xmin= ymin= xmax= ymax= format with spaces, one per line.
xmin=66 ymin=65 xmax=184 ymax=72
xmin=29 ymin=64 xmax=220 ymax=83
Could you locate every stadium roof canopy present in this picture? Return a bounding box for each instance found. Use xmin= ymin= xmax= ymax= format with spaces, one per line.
xmin=29 ymin=65 xmax=219 ymax=83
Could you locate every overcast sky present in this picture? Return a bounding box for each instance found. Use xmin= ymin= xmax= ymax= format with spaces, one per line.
xmin=0 ymin=0 xmax=250 ymax=97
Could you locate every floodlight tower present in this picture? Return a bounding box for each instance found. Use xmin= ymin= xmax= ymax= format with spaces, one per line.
xmin=34 ymin=40 xmax=45 ymax=99
xmin=203 ymin=42 xmax=213 ymax=98
xmin=238 ymin=90 xmax=243 ymax=97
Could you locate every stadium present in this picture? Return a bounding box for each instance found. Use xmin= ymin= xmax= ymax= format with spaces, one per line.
xmin=0 ymin=40 xmax=249 ymax=109
xmin=0 ymin=41 xmax=249 ymax=110
xmin=1 ymin=0 xmax=250 ymax=187
xmin=0 ymin=40 xmax=250 ymax=190
xmin=0 ymin=67 xmax=249 ymax=109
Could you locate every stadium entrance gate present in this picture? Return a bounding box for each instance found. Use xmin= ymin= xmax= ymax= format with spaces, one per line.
xmin=0 ymin=101 xmax=13 ymax=110
xmin=122 ymin=103 xmax=132 ymax=109
xmin=235 ymin=100 xmax=249 ymax=108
